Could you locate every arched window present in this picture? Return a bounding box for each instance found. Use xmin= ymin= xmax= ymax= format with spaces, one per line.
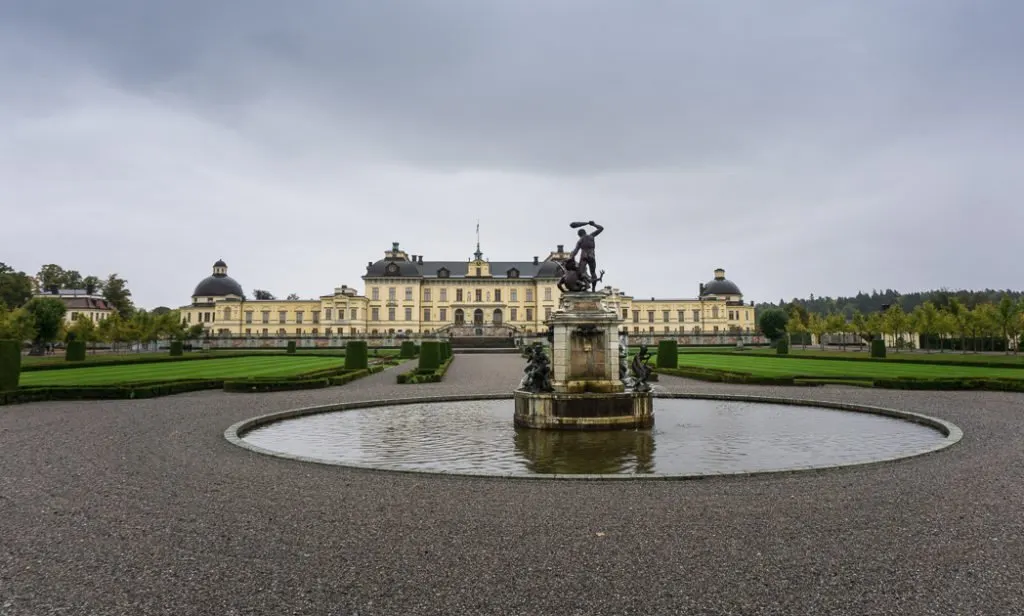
xmin=473 ymin=309 xmax=484 ymax=326
xmin=493 ymin=309 xmax=503 ymax=325
xmin=454 ymin=309 xmax=465 ymax=325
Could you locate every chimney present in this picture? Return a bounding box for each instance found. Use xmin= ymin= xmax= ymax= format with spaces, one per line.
xmin=699 ymin=283 xmax=705 ymax=295
xmin=392 ymin=242 xmax=400 ymax=251
xmin=411 ymin=254 xmax=417 ymax=262
xmin=557 ymin=244 xmax=564 ymax=253
xmin=418 ymin=256 xmax=424 ymax=265
xmin=533 ymin=256 xmax=539 ymax=265
xmin=367 ymin=261 xmax=373 ymax=268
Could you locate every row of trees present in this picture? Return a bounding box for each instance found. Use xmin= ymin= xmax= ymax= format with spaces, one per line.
xmin=0 ymin=262 xmax=135 ymax=317
xmin=758 ymin=295 xmax=1024 ymax=354
xmin=253 ymin=289 xmax=301 ymax=301
xmin=756 ymin=288 xmax=1023 ymax=319
xmin=0 ymin=297 xmax=204 ymax=353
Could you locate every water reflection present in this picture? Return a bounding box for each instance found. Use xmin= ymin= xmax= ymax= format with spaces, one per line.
xmin=241 ymin=398 xmax=946 ymax=476
xmin=513 ymin=427 xmax=655 ymax=474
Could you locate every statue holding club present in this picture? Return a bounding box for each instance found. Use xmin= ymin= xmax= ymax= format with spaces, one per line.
xmin=568 ymin=220 xmax=604 ymax=293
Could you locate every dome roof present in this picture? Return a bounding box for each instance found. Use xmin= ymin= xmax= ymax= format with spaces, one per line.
xmin=701 ymin=269 xmax=742 ymax=296
xmin=193 ymin=259 xmax=243 ymax=298
xmin=193 ymin=275 xmax=244 ymax=298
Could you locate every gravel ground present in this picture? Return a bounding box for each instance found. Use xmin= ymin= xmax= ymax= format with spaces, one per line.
xmin=2 ymin=354 xmax=1023 ymax=615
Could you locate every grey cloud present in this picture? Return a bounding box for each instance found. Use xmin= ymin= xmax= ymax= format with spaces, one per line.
xmin=1 ymin=1 xmax=1022 ymax=307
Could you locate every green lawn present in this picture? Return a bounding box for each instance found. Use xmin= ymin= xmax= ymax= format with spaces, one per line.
xmin=20 ymin=356 xmax=347 ymax=387
xmin=739 ymin=347 xmax=1024 ymax=364
xmin=674 ymin=354 xmax=1024 ymax=380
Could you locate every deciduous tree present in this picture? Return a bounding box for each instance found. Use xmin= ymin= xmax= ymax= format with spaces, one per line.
xmin=0 ymin=305 xmax=36 ymax=342
xmin=0 ymin=263 xmax=35 ymax=309
xmin=102 ymin=274 xmax=135 ymax=318
xmin=253 ymin=289 xmax=276 ymax=300
xmin=757 ymin=308 xmax=788 ymax=342
xmin=22 ymin=297 xmax=66 ymax=351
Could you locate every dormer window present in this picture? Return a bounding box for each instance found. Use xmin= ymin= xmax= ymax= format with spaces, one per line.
xmin=437 ymin=267 xmax=450 ymax=278
xmin=507 ymin=268 xmax=519 ymax=279
xmin=385 ymin=263 xmax=400 ymax=276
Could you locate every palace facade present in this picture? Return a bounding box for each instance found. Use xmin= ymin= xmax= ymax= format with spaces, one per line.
xmin=180 ymin=243 xmax=756 ymax=338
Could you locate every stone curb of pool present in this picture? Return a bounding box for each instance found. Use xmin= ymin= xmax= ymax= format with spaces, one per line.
xmin=223 ymin=393 xmax=964 ymax=481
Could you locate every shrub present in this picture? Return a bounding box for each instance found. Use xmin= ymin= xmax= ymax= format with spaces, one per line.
xmin=398 ymin=355 xmax=454 ymax=384
xmin=286 ymin=340 xmax=297 ymax=354
xmin=776 ymin=338 xmax=790 ymax=355
xmin=656 ymin=340 xmax=678 ymax=369
xmin=223 ymin=377 xmax=331 ymax=393
xmin=0 ymin=339 xmax=20 ymax=392
xmin=419 ymin=341 xmax=441 ymax=373
xmin=65 ymin=340 xmax=86 ymax=362
xmin=345 ymin=340 xmax=368 ymax=370
xmin=400 ymin=340 xmax=417 ymax=359
xmin=871 ymin=338 xmax=886 ymax=358
xmin=169 ymin=341 xmax=183 ymax=357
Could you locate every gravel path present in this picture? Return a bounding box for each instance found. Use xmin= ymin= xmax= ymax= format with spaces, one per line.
xmin=2 ymin=355 xmax=1023 ymax=615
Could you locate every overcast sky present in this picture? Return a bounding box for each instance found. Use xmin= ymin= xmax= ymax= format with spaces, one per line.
xmin=3 ymin=1 xmax=1022 ymax=309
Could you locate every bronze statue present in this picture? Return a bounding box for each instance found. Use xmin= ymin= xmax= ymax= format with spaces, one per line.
xmin=630 ymin=344 xmax=653 ymax=393
xmin=569 ymin=220 xmax=604 ymax=292
xmin=556 ymin=257 xmax=604 ymax=294
xmin=520 ymin=343 xmax=553 ymax=393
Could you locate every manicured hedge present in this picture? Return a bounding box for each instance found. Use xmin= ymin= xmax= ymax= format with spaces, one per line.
xmin=656 ymin=340 xmax=678 ymax=369
xmin=400 ymin=340 xmax=418 ymax=359
xmin=398 ymin=355 xmax=454 ymax=384
xmin=21 ymin=351 xmax=346 ymax=372
xmin=0 ymin=339 xmax=20 ymax=392
xmin=286 ymin=340 xmax=297 ymax=354
xmin=658 ymin=366 xmax=797 ymax=386
xmin=345 ymin=340 xmax=368 ymax=370
xmin=872 ymin=377 xmax=1024 ymax=392
xmin=776 ymin=338 xmax=790 ymax=355
xmin=703 ymin=349 xmax=1024 ymax=370
xmin=169 ymin=341 xmax=183 ymax=357
xmin=871 ymin=339 xmax=886 ymax=359
xmin=65 ymin=341 xmax=87 ymax=362
xmin=418 ymin=341 xmax=441 ymax=373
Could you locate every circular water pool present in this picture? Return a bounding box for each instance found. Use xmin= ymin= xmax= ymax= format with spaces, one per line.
xmin=233 ymin=396 xmax=958 ymax=478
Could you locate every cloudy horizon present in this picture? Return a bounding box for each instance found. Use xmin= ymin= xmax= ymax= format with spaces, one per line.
xmin=3 ymin=0 xmax=1022 ymax=309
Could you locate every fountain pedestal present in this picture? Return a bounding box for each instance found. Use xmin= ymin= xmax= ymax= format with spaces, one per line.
xmin=514 ymin=292 xmax=654 ymax=430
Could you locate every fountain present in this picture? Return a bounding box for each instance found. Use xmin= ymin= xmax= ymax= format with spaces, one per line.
xmin=514 ymin=220 xmax=654 ymax=430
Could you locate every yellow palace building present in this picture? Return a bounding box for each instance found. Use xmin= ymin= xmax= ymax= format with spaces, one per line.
xmin=180 ymin=242 xmax=757 ymax=343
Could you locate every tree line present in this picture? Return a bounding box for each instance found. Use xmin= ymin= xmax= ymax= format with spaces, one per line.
xmin=1 ymin=262 xmax=135 ymax=316
xmin=755 ymin=288 xmax=1023 ymax=319
xmin=757 ymin=295 xmax=1024 ymax=353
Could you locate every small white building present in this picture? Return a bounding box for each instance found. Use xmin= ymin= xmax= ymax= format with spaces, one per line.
xmin=35 ymin=289 xmax=115 ymax=326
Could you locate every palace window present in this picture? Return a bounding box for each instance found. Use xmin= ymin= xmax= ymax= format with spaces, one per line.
xmin=678 ymin=310 xmax=685 ymax=322
xmin=510 ymin=289 xmax=518 ymax=302
xmin=312 ymin=311 xmax=320 ymax=324
xmin=405 ymin=287 xmax=413 ymax=301
xmin=438 ymin=268 xmax=449 ymax=278
xmin=325 ymin=328 xmax=332 ymax=336
xmin=262 ymin=328 xmax=268 ymax=336
xmin=664 ymin=326 xmax=670 ymax=333
xmin=494 ymin=289 xmax=501 ymax=302
xmin=711 ymin=306 xmax=719 ymax=319
xmin=325 ymin=308 xmax=332 ymax=320
xmin=662 ymin=310 xmax=669 ymax=322
xmin=632 ymin=310 xmax=639 ymax=323
xmin=388 ymin=307 xmax=396 ymax=321
xmin=475 ymin=289 xmax=482 ymax=302
xmin=692 ymin=309 xmax=700 ymax=322
xmin=423 ymin=308 xmax=431 ymax=322
xmin=439 ymin=308 xmax=447 ymax=321
xmin=262 ymin=311 xmax=270 ymax=324
xmin=648 ymin=311 xmax=654 ymax=323
xmin=510 ymin=307 xmax=518 ymax=321
xmin=456 ymin=289 xmax=464 ymax=302
xmin=544 ymin=307 xmax=552 ymax=320
xmin=279 ymin=311 xmax=287 ymax=323
xmin=296 ymin=311 xmax=304 ymax=324
xmin=404 ymin=307 xmax=412 ymax=321
xmin=245 ymin=312 xmax=253 ymax=324
xmin=278 ymin=328 xmax=286 ymax=335
xmin=526 ymin=289 xmax=534 ymax=302
xmin=311 ymin=328 xmax=318 ymax=336
xmin=439 ymin=289 xmax=447 ymax=302
xmin=224 ymin=308 xmax=232 ymax=320
xmin=71 ymin=312 xmax=79 ymax=321
xmin=296 ymin=328 xmax=302 ymax=336
xmin=475 ymin=267 xmax=481 ymax=277
xmin=350 ymin=308 xmax=358 ymax=320
xmin=622 ymin=308 xmax=628 ymax=320
xmin=388 ymin=287 xmax=396 ymax=301
xmin=526 ymin=308 xmax=534 ymax=321
xmin=371 ymin=307 xmax=380 ymax=321
xmin=544 ymin=288 xmax=552 ymax=301
xmin=372 ymin=287 xmax=380 ymax=300
xmin=423 ymin=288 xmax=431 ymax=302
xmin=713 ymin=325 xmax=719 ymax=333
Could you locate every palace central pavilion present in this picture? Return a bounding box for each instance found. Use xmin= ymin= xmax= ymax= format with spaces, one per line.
xmin=180 ymin=242 xmax=755 ymax=338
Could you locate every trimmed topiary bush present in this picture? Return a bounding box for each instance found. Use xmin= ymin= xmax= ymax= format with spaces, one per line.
xmin=419 ymin=341 xmax=441 ymax=373
xmin=871 ymin=338 xmax=886 ymax=359
xmin=0 ymin=339 xmax=20 ymax=392
xmin=400 ymin=340 xmax=417 ymax=359
xmin=65 ymin=340 xmax=86 ymax=362
xmin=345 ymin=340 xmax=368 ymax=370
xmin=656 ymin=340 xmax=678 ymax=369
xmin=776 ymin=338 xmax=790 ymax=355
xmin=286 ymin=340 xmax=297 ymax=354
xmin=169 ymin=341 xmax=183 ymax=357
